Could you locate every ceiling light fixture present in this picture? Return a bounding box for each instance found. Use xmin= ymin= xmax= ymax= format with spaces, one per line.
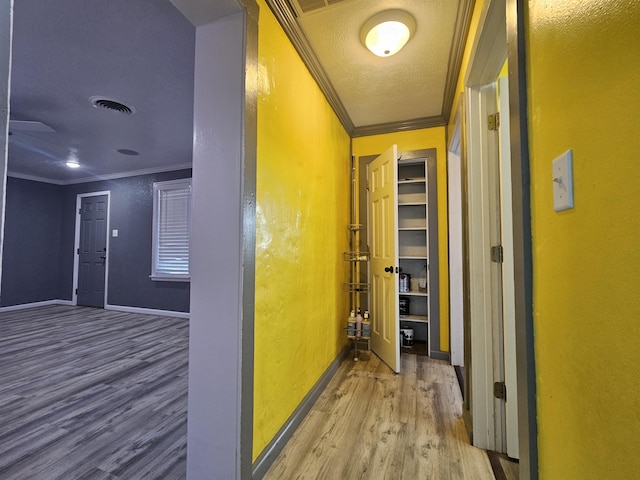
xmin=66 ymin=148 xmax=81 ymax=169
xmin=361 ymin=10 xmax=416 ymax=57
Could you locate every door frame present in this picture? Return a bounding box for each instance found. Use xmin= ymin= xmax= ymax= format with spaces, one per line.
xmin=447 ymin=110 xmax=464 ymax=367
xmin=465 ymin=0 xmax=537 ymax=476
xmin=0 ymin=1 xmax=258 ymax=478
xmin=359 ymin=148 xmax=443 ymax=361
xmin=466 ymin=79 xmax=503 ymax=451
xmin=498 ymin=75 xmax=519 ymax=458
xmin=72 ymin=191 xmax=111 ymax=307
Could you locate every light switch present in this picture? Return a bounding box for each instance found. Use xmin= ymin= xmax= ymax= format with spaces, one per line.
xmin=112 ymin=229 xmax=119 ymax=237
xmin=552 ymin=150 xmax=574 ymax=212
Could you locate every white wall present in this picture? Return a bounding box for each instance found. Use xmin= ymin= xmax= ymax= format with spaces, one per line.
xmin=187 ymin=11 xmax=248 ymax=479
xmin=447 ymin=151 xmax=464 ymax=367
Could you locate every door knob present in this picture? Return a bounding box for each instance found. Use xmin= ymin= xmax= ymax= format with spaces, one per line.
xmin=100 ymin=256 xmax=106 ymax=260
xmin=384 ymin=265 xmax=394 ymax=273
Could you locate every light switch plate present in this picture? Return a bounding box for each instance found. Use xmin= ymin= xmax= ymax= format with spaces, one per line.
xmin=553 ymin=149 xmax=574 ymax=212
xmin=112 ymin=229 xmax=119 ymax=237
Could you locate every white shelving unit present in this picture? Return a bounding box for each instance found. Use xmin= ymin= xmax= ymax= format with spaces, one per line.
xmin=398 ymin=159 xmax=431 ymax=356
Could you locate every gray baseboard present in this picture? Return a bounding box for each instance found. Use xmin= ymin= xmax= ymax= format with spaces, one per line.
xmin=252 ymin=344 xmax=350 ymax=479
xmin=105 ymin=303 xmax=189 ymax=319
xmin=0 ymin=299 xmax=74 ymax=312
xmin=0 ymin=300 xmax=189 ymax=319
xmin=430 ymin=349 xmax=451 ymax=362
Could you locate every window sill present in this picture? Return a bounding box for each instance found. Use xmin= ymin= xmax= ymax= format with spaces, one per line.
xmin=150 ymin=275 xmax=191 ymax=283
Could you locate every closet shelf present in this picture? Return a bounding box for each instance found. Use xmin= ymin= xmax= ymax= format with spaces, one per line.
xmin=399 ymin=314 xmax=429 ymax=323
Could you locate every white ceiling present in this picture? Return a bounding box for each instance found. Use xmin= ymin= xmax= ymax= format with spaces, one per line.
xmin=7 ymin=0 xmax=472 ymax=184
xmin=269 ymin=0 xmax=473 ymax=136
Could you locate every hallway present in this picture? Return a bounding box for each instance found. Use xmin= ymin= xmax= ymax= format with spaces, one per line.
xmin=263 ymin=351 xmax=495 ymax=479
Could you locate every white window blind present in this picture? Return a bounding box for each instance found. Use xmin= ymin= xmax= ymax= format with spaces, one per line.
xmin=152 ymin=179 xmax=191 ymax=281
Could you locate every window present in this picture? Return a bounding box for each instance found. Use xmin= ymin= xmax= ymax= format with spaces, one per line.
xmin=151 ymin=178 xmax=191 ymax=281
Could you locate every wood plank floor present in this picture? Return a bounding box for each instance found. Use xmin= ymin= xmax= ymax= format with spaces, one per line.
xmin=0 ymin=305 xmax=188 ymax=480
xmin=263 ymin=350 xmax=495 ymax=480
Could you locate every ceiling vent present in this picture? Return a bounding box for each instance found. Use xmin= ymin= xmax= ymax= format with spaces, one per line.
xmin=292 ymin=0 xmax=346 ymax=15
xmin=90 ymin=96 xmax=136 ymax=115
xmin=117 ymin=149 xmax=139 ymax=156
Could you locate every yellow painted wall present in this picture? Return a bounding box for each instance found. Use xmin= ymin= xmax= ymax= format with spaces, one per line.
xmin=527 ymin=1 xmax=640 ymax=477
xmin=253 ymin=0 xmax=351 ymax=460
xmin=352 ymin=128 xmax=450 ymax=351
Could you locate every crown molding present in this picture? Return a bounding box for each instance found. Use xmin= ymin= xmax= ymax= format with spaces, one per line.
xmin=8 ymin=162 xmax=193 ymax=186
xmin=351 ymin=116 xmax=446 ymax=138
xmin=442 ymin=0 xmax=476 ymax=123
xmin=264 ymin=0 xmax=355 ymax=134
xmin=265 ymin=0 xmax=474 ymax=137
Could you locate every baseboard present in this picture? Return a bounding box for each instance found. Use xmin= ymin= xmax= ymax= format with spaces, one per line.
xmin=0 ymin=300 xmax=188 ymax=319
xmin=252 ymin=344 xmax=351 ymax=479
xmin=105 ymin=304 xmax=189 ymax=319
xmin=430 ymin=349 xmax=451 ymax=362
xmin=0 ymin=299 xmax=74 ymax=312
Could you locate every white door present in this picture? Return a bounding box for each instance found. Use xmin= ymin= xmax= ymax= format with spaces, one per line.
xmin=466 ymin=77 xmax=519 ymax=458
xmin=498 ymin=76 xmax=519 ymax=459
xmin=368 ymin=144 xmax=400 ymax=373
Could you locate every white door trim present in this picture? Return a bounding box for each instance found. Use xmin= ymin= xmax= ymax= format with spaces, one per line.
xmin=448 ymin=112 xmax=464 ymax=367
xmin=465 ymin=0 xmax=508 ymax=453
xmin=499 ymin=75 xmax=519 ymax=458
xmin=72 ymin=190 xmax=111 ymax=307
xmin=466 ymin=83 xmax=501 ymax=451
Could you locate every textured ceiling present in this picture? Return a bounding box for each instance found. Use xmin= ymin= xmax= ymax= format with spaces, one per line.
xmin=268 ymin=0 xmax=473 ymax=136
xmin=7 ymin=0 xmax=472 ymax=183
xmin=298 ymin=0 xmax=457 ymax=127
xmin=8 ymin=0 xmax=238 ymax=184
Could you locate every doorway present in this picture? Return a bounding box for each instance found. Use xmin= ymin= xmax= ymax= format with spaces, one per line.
xmin=360 ymin=147 xmax=442 ymax=372
xmin=0 ymin=2 xmax=257 ymax=479
xmin=74 ymin=192 xmax=110 ymax=308
xmin=462 ymin=0 xmax=535 ymax=473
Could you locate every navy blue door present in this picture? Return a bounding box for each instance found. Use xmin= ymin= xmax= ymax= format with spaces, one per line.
xmin=77 ymin=195 xmax=108 ymax=307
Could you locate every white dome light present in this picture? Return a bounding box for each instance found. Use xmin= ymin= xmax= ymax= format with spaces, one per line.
xmin=361 ymin=10 xmax=416 ymax=57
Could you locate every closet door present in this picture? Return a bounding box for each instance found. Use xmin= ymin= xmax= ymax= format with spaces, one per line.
xmin=368 ymin=144 xmax=400 ymax=373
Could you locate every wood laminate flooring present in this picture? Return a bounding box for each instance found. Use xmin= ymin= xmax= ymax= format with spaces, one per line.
xmin=263 ymin=350 xmax=495 ymax=480
xmin=0 ymin=305 xmax=188 ymax=480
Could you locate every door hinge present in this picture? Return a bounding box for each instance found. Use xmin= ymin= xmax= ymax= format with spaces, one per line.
xmin=488 ymin=112 xmax=500 ymax=131
xmin=77 ymin=248 xmax=80 ymax=254
xmin=494 ymin=381 xmax=507 ymax=401
xmin=75 ymin=288 xmax=78 ymax=295
xmin=490 ymin=245 xmax=503 ymax=263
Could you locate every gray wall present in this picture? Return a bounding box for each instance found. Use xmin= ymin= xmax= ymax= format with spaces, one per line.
xmin=1 ymin=177 xmax=63 ymax=305
xmin=1 ymin=169 xmax=191 ymax=312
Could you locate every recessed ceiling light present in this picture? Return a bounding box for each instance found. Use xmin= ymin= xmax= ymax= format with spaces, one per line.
xmin=117 ymin=149 xmax=140 ymax=156
xmin=66 ymin=148 xmax=80 ymax=168
xmin=361 ymin=10 xmax=416 ymax=57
